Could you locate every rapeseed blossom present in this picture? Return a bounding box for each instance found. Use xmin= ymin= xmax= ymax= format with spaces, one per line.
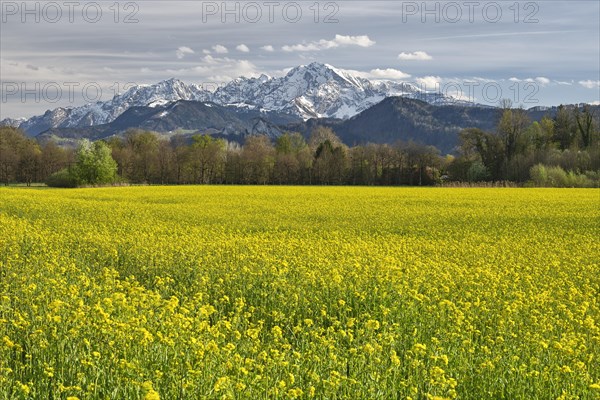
xmin=0 ymin=186 xmax=598 ymax=398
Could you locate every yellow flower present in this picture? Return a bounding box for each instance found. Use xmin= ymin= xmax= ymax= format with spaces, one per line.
xmin=271 ymin=326 xmax=283 ymax=338
xmin=366 ymin=319 xmax=380 ymax=330
xmin=17 ymin=381 xmax=30 ymax=395
xmin=142 ymin=381 xmax=160 ymax=400
xmin=2 ymin=336 xmax=15 ymax=348
xmin=214 ymin=377 xmax=229 ymax=392
xmin=413 ymin=343 xmax=427 ymax=356
xmin=560 ymin=365 xmax=573 ymax=373
xmin=143 ymin=390 xmax=160 ymax=400
xmin=390 ymin=350 xmax=401 ymax=366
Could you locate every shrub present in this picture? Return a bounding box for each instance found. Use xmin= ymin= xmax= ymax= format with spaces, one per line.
xmin=46 ymin=168 xmax=78 ymax=188
xmin=466 ymin=161 xmax=490 ymax=182
xmin=529 ymin=164 xmax=596 ymax=187
xmin=529 ymin=164 xmax=548 ymax=186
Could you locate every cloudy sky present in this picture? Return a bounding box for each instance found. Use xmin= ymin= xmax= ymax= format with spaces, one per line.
xmin=1 ymin=0 xmax=599 ymax=118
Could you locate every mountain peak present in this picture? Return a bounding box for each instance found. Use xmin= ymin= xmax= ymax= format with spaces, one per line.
xmin=287 ymin=61 xmax=336 ymax=74
xmin=283 ymin=62 xmax=367 ymax=91
xmin=9 ymin=62 xmax=466 ymax=135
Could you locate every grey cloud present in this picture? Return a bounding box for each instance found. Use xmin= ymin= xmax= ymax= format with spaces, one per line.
xmin=1 ymin=0 xmax=598 ymax=118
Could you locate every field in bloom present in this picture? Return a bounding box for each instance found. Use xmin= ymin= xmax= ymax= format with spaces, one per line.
xmin=0 ymin=186 xmax=599 ymax=399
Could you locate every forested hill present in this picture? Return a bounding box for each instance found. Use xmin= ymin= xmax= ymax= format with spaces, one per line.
xmin=1 ymin=101 xmax=598 ymax=187
xmin=286 ymin=99 xmax=597 ymax=153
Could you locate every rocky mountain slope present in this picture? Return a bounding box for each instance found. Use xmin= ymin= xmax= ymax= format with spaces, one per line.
xmin=3 ymin=63 xmax=466 ymax=136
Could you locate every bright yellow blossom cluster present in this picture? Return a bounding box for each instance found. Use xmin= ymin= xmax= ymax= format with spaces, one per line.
xmin=0 ymin=186 xmax=598 ymax=399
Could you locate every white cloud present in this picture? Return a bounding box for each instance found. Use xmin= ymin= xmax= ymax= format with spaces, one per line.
xmin=283 ymin=43 xmax=322 ymax=52
xmin=175 ymin=46 xmax=195 ymax=59
xmin=508 ymin=76 xmax=551 ymax=86
xmin=163 ymin=55 xmax=259 ymax=84
xmin=337 ymin=68 xmax=410 ymax=80
xmin=588 ymin=100 xmax=600 ymax=105
xmin=202 ymin=55 xmax=219 ymax=65
xmin=1 ymin=59 xmax=89 ymax=83
xmin=272 ymin=67 xmax=294 ymax=76
xmin=212 ymin=45 xmax=228 ymax=54
xmin=261 ymin=45 xmax=275 ymax=52
xmin=282 ymin=34 xmax=375 ymax=52
xmin=236 ymin=44 xmax=250 ymax=53
xmin=415 ymin=76 xmax=442 ymax=90
xmin=468 ymin=77 xmax=496 ymax=83
xmin=398 ymin=51 xmax=432 ymax=61
xmin=369 ymin=68 xmax=411 ymax=80
xmin=333 ymin=34 xmax=376 ymax=47
xmin=202 ymin=49 xmax=211 ymax=54
xmin=579 ymin=80 xmax=600 ymax=89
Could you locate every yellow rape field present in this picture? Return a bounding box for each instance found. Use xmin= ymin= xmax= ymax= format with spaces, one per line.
xmin=0 ymin=186 xmax=599 ymax=399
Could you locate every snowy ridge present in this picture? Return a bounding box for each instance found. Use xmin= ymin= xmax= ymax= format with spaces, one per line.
xmin=212 ymin=62 xmax=461 ymax=120
xmin=5 ymin=62 xmax=471 ymax=136
xmin=13 ymin=79 xmax=210 ymax=136
xmin=0 ymin=117 xmax=27 ymax=128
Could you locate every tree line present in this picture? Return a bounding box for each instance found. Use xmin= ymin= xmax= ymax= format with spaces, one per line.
xmin=0 ymin=103 xmax=598 ymax=187
xmin=0 ymin=126 xmax=444 ymax=187
xmin=448 ymin=103 xmax=599 ymax=186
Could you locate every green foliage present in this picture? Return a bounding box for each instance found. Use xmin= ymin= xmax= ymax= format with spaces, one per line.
xmin=3 ymin=106 xmax=598 ymax=187
xmin=451 ymin=105 xmax=599 ymax=183
xmin=72 ymin=140 xmax=118 ymax=186
xmin=529 ymin=164 xmax=548 ymax=187
xmin=458 ymin=128 xmax=505 ymax=180
xmin=275 ymin=132 xmax=307 ymax=155
xmin=45 ymin=168 xmax=78 ymax=188
xmin=466 ymin=161 xmax=490 ymax=182
xmin=554 ymin=105 xmax=577 ymax=149
xmin=529 ymin=163 xmax=597 ymax=187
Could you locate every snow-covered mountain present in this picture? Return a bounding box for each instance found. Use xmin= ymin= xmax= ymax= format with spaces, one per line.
xmin=15 ymin=79 xmax=210 ymax=136
xmin=0 ymin=117 xmax=26 ymax=128
xmin=213 ymin=62 xmax=459 ymax=119
xmin=4 ymin=62 xmax=470 ymax=136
